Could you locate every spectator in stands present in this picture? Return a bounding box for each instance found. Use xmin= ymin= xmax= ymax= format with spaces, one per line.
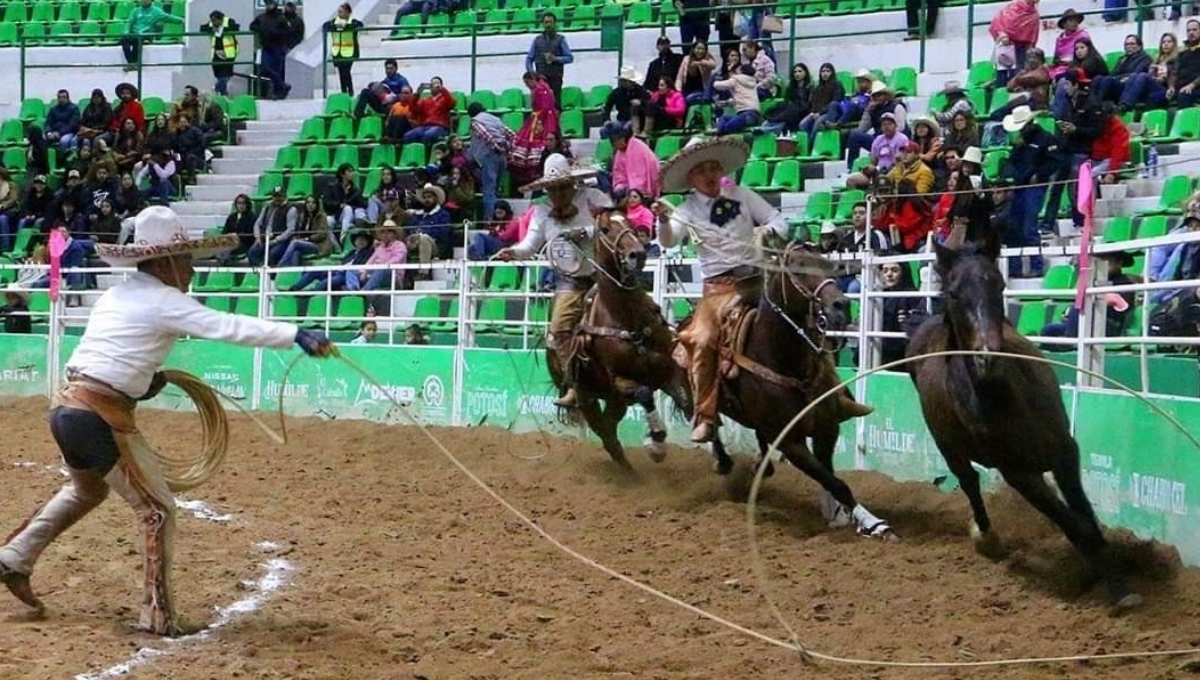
xmin=251 ymin=0 xmax=293 ymax=100
xmin=111 ymin=118 xmax=145 ymax=175
xmin=1051 ymin=39 xmax=1107 ymax=115
xmin=540 ymin=132 xmax=573 ymax=169
xmin=677 ymin=0 xmax=711 ymax=46
xmin=289 ymin=228 xmax=375 ymax=292
xmin=121 ymin=0 xmax=183 ymax=71
xmin=17 ymin=176 xmax=52 ymax=233
xmin=403 ymin=77 xmax=455 ymax=145
xmin=1002 ymin=106 xmax=1058 ymax=276
xmin=109 ymin=83 xmax=146 ymax=142
xmin=619 ymin=189 xmax=656 ymax=240
xmin=1119 ymin=32 xmax=1177 ymax=111
xmin=709 ymin=50 xmax=742 ymax=105
xmin=405 ymin=324 xmax=430 ymax=345
xmin=25 ymin=126 xmax=49 ymax=178
xmin=366 ymin=168 xmax=400 ymax=223
xmin=645 ymin=36 xmax=683 ymax=93
xmin=741 ymin=40 xmax=776 ymax=101
xmin=846 ymin=112 xmax=910 ymax=188
xmin=278 ymin=195 xmax=334 ymax=267
xmin=818 ymin=222 xmax=842 ymax=254
xmin=942 ymin=110 xmax=980 ymax=153
xmin=604 ymin=67 xmax=651 ymax=131
xmin=468 ymin=103 xmax=515 ymax=224
xmin=218 ymin=194 xmax=256 ymax=262
xmin=44 ymin=90 xmax=81 ymax=155
xmin=906 ymin=0 xmax=941 ymax=39
xmin=359 ymin=220 xmax=408 ymax=291
xmin=353 ymin=60 xmax=411 ymax=119
xmin=1042 ymin=69 xmax=1100 ymax=234
xmin=932 ymin=146 xmax=961 ymax=191
xmin=135 ymin=151 xmax=176 ymax=205
xmin=56 ymin=170 xmax=85 ymax=215
xmin=762 ymin=63 xmax=812 ymax=134
xmin=173 ymin=115 xmax=207 ymax=174
xmin=351 ymin=321 xmax=377 ymax=345
xmin=249 ymin=187 xmax=298 ymax=266
xmin=910 ymin=116 xmax=943 ymax=166
xmin=375 ymin=187 xmax=407 ymax=227
xmin=677 ymin=40 xmax=718 ymax=106
xmin=0 ymin=289 xmax=31 ymax=334
xmin=989 ymin=0 xmax=1040 ymax=78
xmin=841 ymin=200 xmax=891 ymax=253
xmin=81 ymin=165 xmax=118 ymax=220
xmin=880 ymin=142 xmax=935 ymax=252
xmin=817 ymin=69 xmax=874 ymax=136
xmin=876 ymin=262 xmax=923 ymax=364
xmin=325 ymin=3 xmax=363 ymax=95
xmin=713 ymin=64 xmax=761 ymax=136
xmin=169 ymin=86 xmax=202 ymax=131
xmin=846 ymin=82 xmax=907 ymax=171
xmin=993 ymin=33 xmax=1019 ymax=88
xmin=383 ymin=85 xmax=418 ymax=141
xmin=0 ymin=169 xmax=16 ymax=252
xmin=284 ymin=2 xmax=305 ymax=51
xmin=117 ymin=173 xmax=143 ymax=218
xmin=1048 ymin=9 xmax=1090 ymax=79
xmin=144 ymin=114 xmax=174 ymax=156
xmin=510 ymin=72 xmax=562 ymax=186
xmin=526 ymin=12 xmax=574 ymax=105
xmin=92 ymin=199 xmax=122 ymax=244
xmin=797 ymin=63 xmax=844 ymax=144
xmin=606 ymin=122 xmax=661 ymax=198
xmin=1091 ymin=105 xmax=1130 ymax=181
xmin=200 ymin=10 xmax=239 ymax=96
xmin=200 ymin=96 xmax=227 ymax=145
xmin=77 ymin=89 xmax=114 ymax=148
xmin=1091 ymin=35 xmax=1150 ymax=105
xmin=443 ymin=165 xmax=476 ymax=221
xmin=645 ymin=78 xmax=687 ymax=135
xmin=50 ymin=199 xmax=88 ymax=237
xmin=986 ymin=47 xmax=1050 ymax=141
xmin=1043 ymin=251 xmax=1137 ymax=339
xmin=323 ymin=163 xmax=369 ymax=241
xmin=467 ymin=199 xmax=519 ymax=260
xmin=407 ymin=183 xmax=453 ymax=258
xmin=393 ymin=0 xmax=460 ymax=25
xmin=931 ymin=81 xmax=973 ymax=127
xmin=1169 ymin=20 xmax=1200 ymax=107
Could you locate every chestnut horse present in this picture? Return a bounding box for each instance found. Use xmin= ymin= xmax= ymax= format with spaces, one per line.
xmin=906 ymin=233 xmax=1142 ymax=609
xmin=547 ymin=212 xmax=692 ymax=468
xmin=703 ymin=244 xmax=893 ymax=538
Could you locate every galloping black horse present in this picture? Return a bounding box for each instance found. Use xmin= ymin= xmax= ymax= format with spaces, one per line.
xmin=906 ymin=231 xmax=1142 ymax=609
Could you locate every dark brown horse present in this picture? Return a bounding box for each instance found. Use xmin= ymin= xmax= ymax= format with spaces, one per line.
xmin=906 ymin=234 xmax=1142 ymax=609
xmin=706 ymin=244 xmax=892 ymax=538
xmin=548 ymin=212 xmax=692 ymax=468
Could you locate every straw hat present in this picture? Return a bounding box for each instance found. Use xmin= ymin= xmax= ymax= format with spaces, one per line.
xmin=941 ymin=79 xmax=965 ymax=94
xmin=910 ymin=115 xmax=941 ymax=137
xmin=961 ymin=146 xmax=984 ymax=165
xmin=618 ymin=65 xmax=643 ymax=83
xmin=94 ymin=206 xmax=237 ymax=267
xmin=658 ymin=136 xmax=750 ymax=194
xmin=869 ymin=80 xmax=894 ymax=97
xmin=518 ymin=153 xmax=598 ymax=193
xmin=1001 ymin=105 xmax=1037 ymax=132
xmin=417 ymin=182 xmax=445 ymax=206
xmin=377 ymin=219 xmax=402 ymax=238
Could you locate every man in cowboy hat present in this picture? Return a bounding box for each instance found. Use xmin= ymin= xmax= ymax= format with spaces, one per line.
xmin=1003 ymin=105 xmax=1062 ymax=277
xmin=495 ymin=154 xmax=613 ymax=407
xmin=407 ymin=183 xmax=452 ymax=259
xmin=603 ymin=66 xmax=651 ymax=133
xmin=932 ymin=81 xmax=974 ymax=127
xmin=0 ymin=206 xmax=333 ymax=636
xmin=0 ymin=285 xmax=31 ymax=334
xmin=654 ymin=137 xmax=869 ymax=442
xmin=846 ymin=81 xmax=908 ymax=172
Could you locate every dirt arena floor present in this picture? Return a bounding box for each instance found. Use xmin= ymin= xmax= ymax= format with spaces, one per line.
xmin=2 ymin=397 xmax=1200 ymax=680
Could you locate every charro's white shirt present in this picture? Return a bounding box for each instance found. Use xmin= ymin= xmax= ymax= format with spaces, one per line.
xmin=66 ymin=272 xmax=298 ymax=399
xmin=659 ymin=185 xmax=786 ymax=279
xmin=509 ymin=187 xmax=614 ymax=277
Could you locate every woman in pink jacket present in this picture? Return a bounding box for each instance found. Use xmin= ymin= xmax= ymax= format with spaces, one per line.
xmin=604 ymin=122 xmax=661 ymax=198
xmin=644 ymin=77 xmax=686 ymax=135
xmin=989 ymin=0 xmax=1040 ymax=72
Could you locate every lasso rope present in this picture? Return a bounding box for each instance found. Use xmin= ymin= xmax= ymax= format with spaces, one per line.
xmin=153 ymin=370 xmax=233 ymax=492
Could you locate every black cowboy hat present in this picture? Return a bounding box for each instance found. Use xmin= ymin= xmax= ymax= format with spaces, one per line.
xmin=1097 ymin=250 xmax=1135 ymax=267
xmin=1057 ymin=8 xmax=1085 ymax=28
xmin=115 ymin=82 xmax=139 ymax=99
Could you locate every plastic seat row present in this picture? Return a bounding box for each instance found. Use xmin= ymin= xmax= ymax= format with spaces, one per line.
xmin=0 ymin=0 xmax=184 ymax=25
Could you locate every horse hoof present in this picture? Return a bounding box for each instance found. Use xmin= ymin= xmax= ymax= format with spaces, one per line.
xmin=647 ymin=442 xmax=668 ymax=464
xmin=712 ymin=458 xmax=733 ymax=475
xmin=970 ymin=522 xmax=1005 ymax=560
xmin=1113 ymin=593 xmax=1145 ymax=612
xmin=858 ymin=520 xmax=897 ymax=540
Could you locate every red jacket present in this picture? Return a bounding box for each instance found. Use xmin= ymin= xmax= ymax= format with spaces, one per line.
xmin=416 ymin=90 xmax=456 ymax=130
xmin=111 ymin=100 xmax=146 ymax=133
xmin=1091 ymin=115 xmax=1130 ymax=171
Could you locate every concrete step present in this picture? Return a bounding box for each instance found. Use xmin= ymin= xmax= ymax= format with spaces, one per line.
xmin=1120 ymin=177 xmax=1166 ymax=198
xmin=212 ymin=157 xmax=273 ymax=175
xmin=243 ymin=119 xmax=305 ymax=132
xmin=236 ymin=130 xmax=299 ymax=146
xmin=186 ymin=184 xmax=254 ymax=202
xmin=256 ymin=99 xmax=326 ymax=122
xmin=1093 ymin=196 xmax=1161 ymax=218
xmin=176 ymin=213 xmax=224 ymax=233
xmin=196 ymin=173 xmax=261 ymax=186
xmin=171 ymin=200 xmax=230 ymax=216
xmin=220 ymin=145 xmax=280 ymax=160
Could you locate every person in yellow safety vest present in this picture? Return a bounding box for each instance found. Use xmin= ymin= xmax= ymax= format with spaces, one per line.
xmin=199 ymin=10 xmax=240 ymax=96
xmin=324 ymin=3 xmax=364 ymax=95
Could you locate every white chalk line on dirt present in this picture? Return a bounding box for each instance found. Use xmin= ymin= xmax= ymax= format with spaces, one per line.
xmin=325 ymin=353 xmax=1200 ymax=670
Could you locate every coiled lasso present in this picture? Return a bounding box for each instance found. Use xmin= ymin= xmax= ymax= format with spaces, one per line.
xmin=153 ymin=369 xmax=230 ymax=492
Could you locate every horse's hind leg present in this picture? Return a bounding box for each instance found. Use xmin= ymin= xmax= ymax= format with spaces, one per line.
xmin=753 ymin=432 xmax=775 ymax=479
xmin=1005 ymin=470 xmax=1141 ymax=609
xmin=783 ymin=435 xmax=895 ymax=539
xmin=578 ymin=398 xmax=631 ymax=470
xmin=710 ymin=431 xmax=734 ymax=475
xmin=630 ymin=384 xmax=668 ymax=464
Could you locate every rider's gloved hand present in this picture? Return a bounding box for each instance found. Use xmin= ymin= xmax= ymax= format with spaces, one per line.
xmin=295 ymin=329 xmax=336 ymax=358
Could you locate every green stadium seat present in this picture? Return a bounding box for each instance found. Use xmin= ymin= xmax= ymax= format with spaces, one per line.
xmin=560 ymin=109 xmax=585 ymax=137
xmin=1041 ymin=264 xmax=1076 ymax=292
xmin=4 ymin=2 xmax=29 ymax=24
xmin=394 ymin=13 xmax=422 ymax=37
xmin=332 ymin=144 xmax=359 ymax=170
xmin=568 ymin=4 xmax=597 ymax=30
xmin=482 ymin=9 xmax=507 ymax=31
xmin=17 ymin=98 xmax=45 ymax=124
xmin=967 ymin=61 xmax=995 ymax=88
xmin=195 ymin=271 xmax=235 ymax=293
xmin=112 ymin=0 xmax=135 ymax=22
xmin=833 ymin=190 xmax=866 ymax=222
xmin=252 ymin=171 xmax=284 ymax=201
xmin=890 ymin=67 xmax=918 ymax=96
xmin=1139 ymin=109 xmax=1168 ymax=139
xmin=426 ymin=298 xmax=459 ymax=332
xmin=234 ymin=273 xmax=261 ymax=292
xmin=3 ymin=147 xmax=27 ymax=171
xmin=2 ymin=228 xmax=38 ymax=260
xmin=501 ymin=111 xmax=525 ymax=131
xmin=739 ymin=159 xmax=769 ymax=189
xmin=204 ymin=296 xmax=231 ymax=313
xmin=496 ymin=88 xmax=526 ymax=113
xmin=1153 ymin=107 xmax=1200 ymax=143
xmin=21 ymin=22 xmax=46 ymax=44
xmin=0 ymin=119 xmax=26 ymax=146
xmin=142 ymin=96 xmax=167 ymax=119
xmin=475 ymin=298 xmax=508 ymax=332
xmin=767 ymin=159 xmax=801 ymax=192
xmin=1136 ymin=215 xmax=1169 ymax=239
xmin=1136 ymin=174 xmax=1192 ymax=216
xmin=228 ymin=94 xmax=257 ymax=121
xmin=75 ymin=20 xmax=103 ymax=45
xmin=654 ymin=135 xmax=682 ymax=161
xmin=468 ymin=89 xmax=497 ymax=110
xmin=627 ymin=2 xmax=653 ymax=26
xmin=798 ymin=129 xmax=840 ymax=161
xmin=356 ymin=115 xmax=383 ymax=141
xmin=487 ymin=266 xmax=522 ymax=291
xmin=800 ymin=191 xmax=833 ymax=223
xmin=560 ymin=86 xmax=585 ymax=110
xmin=749 ymin=133 xmax=778 ymax=160
xmin=234 ymin=296 xmax=259 ymax=317
xmin=594 ymin=138 xmax=613 ymax=169
xmin=85 ymin=0 xmax=109 ymax=21
xmin=982 ymin=149 xmax=1009 ymax=181
xmin=397 ymin=142 xmax=427 ymax=169
xmin=1016 ymin=301 xmax=1048 ymax=336
xmin=297 ymin=116 xmax=325 ymax=143
xmin=448 ymin=10 xmax=476 ymax=36
xmin=45 ymin=21 xmax=74 ymax=45
xmin=334 ymin=296 xmax=367 ymax=327
xmin=273 ymin=146 xmax=302 ymax=172
xmin=362 ymin=168 xmax=383 ymax=196
xmin=302 ymin=145 xmax=332 ymax=171
xmin=1102 ymin=215 xmax=1133 ymax=243
xmin=323 ymin=116 xmax=354 ymax=142
xmin=29 ymin=1 xmax=53 ymax=23
xmin=584 ymin=85 xmax=612 ymax=112
xmin=0 ymin=24 xmax=17 ymax=47
xmin=272 ymin=296 xmax=300 ymax=320
xmin=366 ymin=145 xmax=395 ymax=169
xmin=286 ymin=172 xmax=314 ymax=199
xmin=421 ymin=13 xmax=450 ymax=36
xmin=59 ymin=2 xmax=83 ymax=22
xmin=322 ymin=92 xmax=353 ymax=118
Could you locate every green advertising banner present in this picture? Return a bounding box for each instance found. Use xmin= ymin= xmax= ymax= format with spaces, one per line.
xmin=852 ymin=372 xmax=959 ymax=487
xmin=0 ymin=333 xmax=49 ymax=397
xmin=147 ymin=340 xmax=258 ymax=412
xmin=259 ymin=345 xmax=457 ymax=425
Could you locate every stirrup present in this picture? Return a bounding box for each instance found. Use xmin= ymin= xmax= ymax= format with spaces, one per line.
xmin=554 ymin=388 xmax=579 ymax=408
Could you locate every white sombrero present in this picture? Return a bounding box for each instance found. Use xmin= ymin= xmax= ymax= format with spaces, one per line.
xmin=618 ymin=65 xmax=643 ymax=83
xmin=518 ymin=153 xmax=598 ymax=194
xmin=94 ymin=206 xmax=238 ymax=267
xmin=1002 ymin=105 xmax=1037 ymax=133
xmin=658 ymin=136 xmax=750 ymax=194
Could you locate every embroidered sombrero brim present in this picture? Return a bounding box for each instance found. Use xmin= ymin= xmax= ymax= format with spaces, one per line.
xmin=658 ymin=137 xmax=750 ymax=194
xmin=518 ymin=167 xmax=598 ymax=194
xmin=94 ymin=234 xmax=240 ymax=267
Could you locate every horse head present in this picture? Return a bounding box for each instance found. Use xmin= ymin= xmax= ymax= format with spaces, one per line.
xmin=768 ymin=242 xmax=850 ymax=352
xmin=594 ymin=210 xmax=646 ymax=289
xmin=935 ymin=226 xmax=1005 ymax=375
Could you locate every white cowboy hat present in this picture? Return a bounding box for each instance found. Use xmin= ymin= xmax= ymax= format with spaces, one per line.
xmin=618 ymin=65 xmax=643 ymax=83
xmin=94 ymin=206 xmax=237 ymax=267
xmin=869 ymin=80 xmax=894 ymax=97
xmin=961 ymin=146 xmax=984 ymax=165
xmin=658 ymin=136 xmax=750 ymax=194
xmin=820 ymin=221 xmax=840 ymax=236
xmin=854 ymin=68 xmax=875 ymax=81
xmin=1002 ymin=105 xmax=1036 ymax=133
xmin=418 ymin=182 xmax=446 ymax=206
xmin=518 ymin=153 xmax=598 ymax=194
xmin=377 ymin=219 xmax=402 ymax=238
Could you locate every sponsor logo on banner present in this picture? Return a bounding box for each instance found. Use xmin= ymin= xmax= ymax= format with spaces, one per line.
xmin=1082 ymin=453 xmax=1122 ymax=515
xmin=518 ymin=394 xmax=558 ymax=416
xmin=264 ymin=380 xmax=310 ymax=400
xmin=467 ymin=389 xmax=510 ymax=419
xmin=201 ymin=366 xmax=247 ymax=400
xmin=317 ymin=376 xmax=350 ymax=401
xmin=422 ymin=375 xmax=445 ymax=408
xmin=354 ymin=379 xmax=415 ymax=406
xmin=1131 ymin=473 xmax=1187 ymax=516
xmin=866 ymin=418 xmax=919 ymax=456
xmin=0 ymin=366 xmax=40 ymax=383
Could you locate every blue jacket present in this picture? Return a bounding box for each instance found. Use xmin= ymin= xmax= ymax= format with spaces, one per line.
xmin=411 ymin=206 xmax=452 ymax=256
xmin=383 ymin=73 xmax=411 ymax=94
xmin=45 ymin=103 xmax=81 ymax=136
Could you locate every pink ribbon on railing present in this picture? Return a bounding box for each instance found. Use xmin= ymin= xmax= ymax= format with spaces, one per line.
xmin=1074 ymin=161 xmax=1095 ymax=310
xmin=48 ymin=227 xmax=68 ymax=302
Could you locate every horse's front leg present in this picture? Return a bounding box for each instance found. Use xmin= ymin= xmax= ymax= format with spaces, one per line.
xmin=616 ymin=379 xmax=668 ymax=464
xmin=577 ymin=396 xmax=631 ymax=469
xmin=791 ymin=430 xmax=897 ymax=540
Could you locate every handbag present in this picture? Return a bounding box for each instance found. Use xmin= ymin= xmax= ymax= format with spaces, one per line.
xmin=761 ymin=14 xmax=784 ymax=33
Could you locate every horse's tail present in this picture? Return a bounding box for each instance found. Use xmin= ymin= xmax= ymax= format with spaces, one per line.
xmin=664 ymin=365 xmax=694 ymax=424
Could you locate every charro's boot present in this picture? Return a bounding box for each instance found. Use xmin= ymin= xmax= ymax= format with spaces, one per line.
xmin=553 ymin=332 xmax=579 ymax=408
xmin=0 ymin=559 xmax=41 ymax=610
xmin=689 ymin=347 xmax=720 ymax=443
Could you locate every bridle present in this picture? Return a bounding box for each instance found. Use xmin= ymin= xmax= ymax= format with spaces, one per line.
xmin=590 ymin=216 xmax=645 ymax=291
xmin=763 ymin=242 xmax=841 ymax=354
